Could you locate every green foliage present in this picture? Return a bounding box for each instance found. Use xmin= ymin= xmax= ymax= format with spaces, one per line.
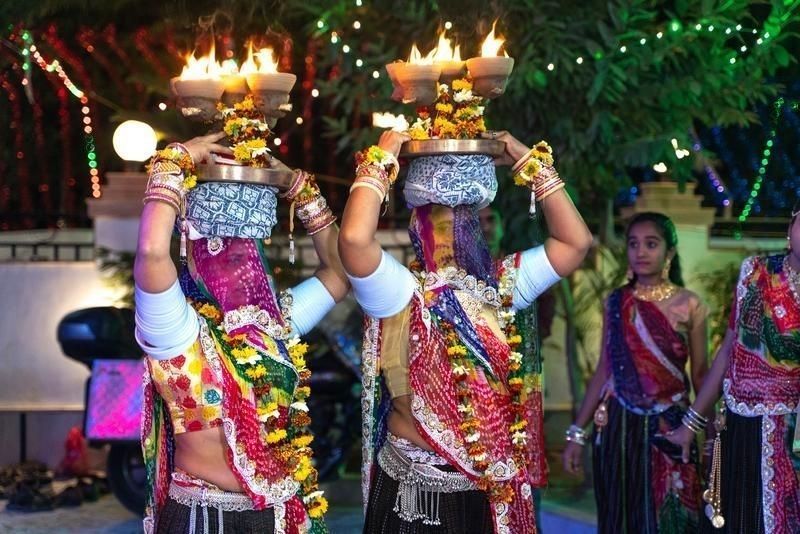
xmin=696 ymin=260 xmax=741 ymax=351
xmin=298 ymin=0 xmax=798 ymax=222
xmin=95 ymin=247 xmax=135 ymax=307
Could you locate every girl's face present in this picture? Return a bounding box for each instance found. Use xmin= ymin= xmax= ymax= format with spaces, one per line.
xmin=627 ymin=221 xmax=672 ymax=280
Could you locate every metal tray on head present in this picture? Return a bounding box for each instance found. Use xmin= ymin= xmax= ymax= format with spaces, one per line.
xmin=196 ymin=163 xmax=295 ymax=189
xmin=400 ymin=139 xmax=505 ymax=158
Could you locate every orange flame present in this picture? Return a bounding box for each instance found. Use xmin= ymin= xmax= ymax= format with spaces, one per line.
xmin=408 ymin=43 xmax=438 ymax=65
xmin=180 ymin=43 xmax=223 ymax=79
xmin=254 ymin=47 xmax=279 ymax=73
xmin=480 ymin=21 xmax=507 ymax=57
xmin=239 ymin=42 xmax=258 ymax=75
xmin=433 ymin=30 xmax=461 ymax=62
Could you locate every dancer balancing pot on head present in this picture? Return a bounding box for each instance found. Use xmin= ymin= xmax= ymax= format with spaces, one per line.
xmin=134 ymin=132 xmax=348 ymax=534
xmin=667 ymin=202 xmax=800 ymax=533
xmin=338 ymin=129 xmax=592 ymax=533
xmin=562 ymin=212 xmax=710 ymax=533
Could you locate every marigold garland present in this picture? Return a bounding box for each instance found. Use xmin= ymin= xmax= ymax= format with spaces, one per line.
xmin=406 ymin=76 xmax=486 ymax=141
xmin=217 ymin=94 xmax=273 ymax=168
xmin=192 ymin=301 xmax=328 ymax=520
xmin=414 ymin=262 xmax=531 ymax=507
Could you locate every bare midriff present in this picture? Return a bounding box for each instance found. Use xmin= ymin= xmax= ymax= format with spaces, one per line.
xmin=387 ymin=394 xmax=434 ymax=452
xmin=173 ymin=427 xmax=244 ymax=492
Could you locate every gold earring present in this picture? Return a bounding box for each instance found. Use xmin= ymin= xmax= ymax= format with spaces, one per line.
xmin=661 ymin=258 xmax=672 ymax=281
xmin=626 ymin=265 xmax=634 ymax=281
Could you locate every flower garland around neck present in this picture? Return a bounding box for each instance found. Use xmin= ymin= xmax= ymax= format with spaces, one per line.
xmin=194 ymin=301 xmax=328 ymax=520
xmin=218 ymin=94 xmax=273 ymax=168
xmin=407 ymin=77 xmax=486 ymax=140
xmin=410 ymin=261 xmax=526 ymax=505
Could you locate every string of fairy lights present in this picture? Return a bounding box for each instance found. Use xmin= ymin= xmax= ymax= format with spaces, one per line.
xmin=737 ymin=97 xmax=800 ymax=227
xmin=1 ymin=3 xmax=797 ymax=219
xmin=314 ymin=3 xmax=791 ymax=219
xmin=11 ymin=27 xmax=101 ymax=198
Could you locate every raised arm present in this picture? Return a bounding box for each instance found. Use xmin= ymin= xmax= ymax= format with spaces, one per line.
xmin=134 ymin=132 xmax=231 ymax=293
xmin=485 ymin=131 xmax=593 ymax=277
xmin=271 ymin=158 xmax=349 ymax=304
xmin=133 ymin=133 xmax=231 ymax=359
xmin=338 ymin=131 xmax=408 ymax=277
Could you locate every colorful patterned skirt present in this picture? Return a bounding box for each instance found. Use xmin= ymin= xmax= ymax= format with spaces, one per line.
xmin=592 ymin=397 xmax=702 ymax=534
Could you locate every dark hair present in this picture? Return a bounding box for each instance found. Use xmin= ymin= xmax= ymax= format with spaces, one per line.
xmin=625 ymin=211 xmax=684 ymax=286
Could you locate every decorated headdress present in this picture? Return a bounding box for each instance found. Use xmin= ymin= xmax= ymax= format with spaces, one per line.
xmin=403 ymin=153 xmax=497 ymax=209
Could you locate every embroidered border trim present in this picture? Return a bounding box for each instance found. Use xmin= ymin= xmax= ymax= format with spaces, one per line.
xmin=723 ymin=379 xmax=796 ymax=416
xmin=423 ymin=266 xmax=501 ymax=308
xmin=222 ymin=305 xmax=291 ymax=340
xmin=360 ymin=318 xmax=381 ymax=511
xmin=761 ymin=415 xmax=777 ymax=534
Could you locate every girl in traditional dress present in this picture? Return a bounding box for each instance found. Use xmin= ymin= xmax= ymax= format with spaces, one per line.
xmin=135 ymin=133 xmax=347 ymax=533
xmin=339 ymin=130 xmax=592 ymax=533
xmin=668 ymin=204 xmax=800 ymax=533
xmin=563 ymin=212 xmax=709 ymax=533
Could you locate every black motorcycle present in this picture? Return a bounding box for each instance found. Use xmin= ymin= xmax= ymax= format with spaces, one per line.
xmin=57 ymin=306 xmax=147 ymax=515
xmin=56 ymin=300 xmax=363 ymax=515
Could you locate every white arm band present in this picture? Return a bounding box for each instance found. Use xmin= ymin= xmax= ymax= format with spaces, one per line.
xmin=289 ymin=276 xmax=336 ymax=336
xmin=512 ymin=245 xmax=561 ymax=311
xmin=134 ymin=280 xmax=199 ymax=360
xmin=347 ymin=251 xmax=416 ymax=319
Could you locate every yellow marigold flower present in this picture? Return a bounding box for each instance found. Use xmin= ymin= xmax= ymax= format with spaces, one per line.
xmin=295 ymin=386 xmax=311 ymax=400
xmin=288 ymin=341 xmax=309 ymax=359
xmin=293 ymin=456 xmax=313 ymax=481
xmin=232 ymin=346 xmax=261 ymax=366
xmin=292 ymin=435 xmax=314 ymax=448
xmin=366 ymin=146 xmax=387 ymax=165
xmin=257 ymin=401 xmax=279 ymax=421
xmin=197 ymin=303 xmax=221 ymax=320
xmin=452 ymin=78 xmax=473 ymax=91
xmin=510 ymin=420 xmax=528 ymax=432
xmin=183 ymin=174 xmax=197 ymax=190
xmin=408 ymin=126 xmax=429 ymax=140
xmin=447 ymin=346 xmax=467 ymax=357
xmin=532 ymin=142 xmax=554 ymax=165
xmin=234 ymin=95 xmax=255 ymax=111
xmin=307 ymin=496 xmax=328 ymax=518
xmin=245 ymin=364 xmax=267 ymax=380
xmin=513 ymin=174 xmax=531 ymax=187
xmin=435 ymin=102 xmax=454 ymax=114
xmin=266 ymin=428 xmax=287 ymax=444
xmin=507 ymin=335 xmax=523 ymax=346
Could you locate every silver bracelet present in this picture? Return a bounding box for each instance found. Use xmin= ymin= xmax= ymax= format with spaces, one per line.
xmin=565 ymin=424 xmax=587 ymax=446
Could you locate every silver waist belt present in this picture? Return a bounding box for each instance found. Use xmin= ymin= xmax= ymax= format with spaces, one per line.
xmin=168 ymin=480 xmax=256 ymax=534
xmin=378 ymin=440 xmax=477 ymax=525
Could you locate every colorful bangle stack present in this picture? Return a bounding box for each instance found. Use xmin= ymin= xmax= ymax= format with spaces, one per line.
xmin=681 ymin=407 xmax=708 ymax=434
xmin=511 ymin=141 xmax=564 ymax=216
xmin=143 ymin=143 xmax=197 ymax=260
xmin=283 ymin=170 xmax=337 ymax=236
xmin=565 ymin=424 xmax=587 ymax=446
xmin=350 ymin=145 xmax=399 ymax=203
xmin=296 ymin=195 xmax=337 ymax=236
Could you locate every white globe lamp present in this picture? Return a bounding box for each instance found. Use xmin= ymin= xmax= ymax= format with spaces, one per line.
xmin=112 ymin=120 xmax=158 ymax=163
